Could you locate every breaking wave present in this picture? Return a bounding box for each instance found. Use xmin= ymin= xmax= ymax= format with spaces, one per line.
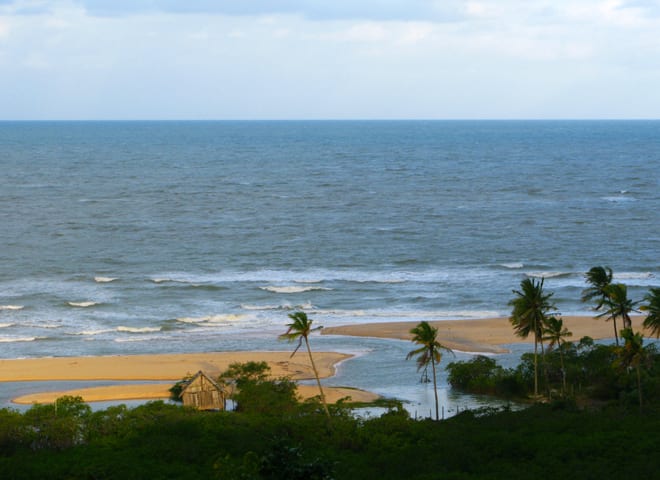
xmin=116 ymin=326 xmax=162 ymax=333
xmin=67 ymin=301 xmax=99 ymax=308
xmin=0 ymin=305 xmax=24 ymax=311
xmin=260 ymin=286 xmax=332 ymax=294
xmin=94 ymin=276 xmax=118 ymax=283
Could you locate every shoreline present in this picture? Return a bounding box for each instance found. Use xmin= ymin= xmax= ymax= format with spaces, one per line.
xmin=3 ymin=315 xmax=651 ymax=406
xmin=1 ymin=351 xmax=377 ymax=405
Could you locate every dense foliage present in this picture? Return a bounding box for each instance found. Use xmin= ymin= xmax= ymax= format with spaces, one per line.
xmin=1 ymin=397 xmax=659 ymax=479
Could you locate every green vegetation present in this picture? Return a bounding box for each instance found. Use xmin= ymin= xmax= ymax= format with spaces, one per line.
xmin=508 ymin=277 xmax=556 ymax=396
xmin=406 ymin=320 xmax=453 ymax=421
xmin=279 ymin=312 xmax=330 ymax=418
xmin=1 ymin=396 xmax=660 ymax=479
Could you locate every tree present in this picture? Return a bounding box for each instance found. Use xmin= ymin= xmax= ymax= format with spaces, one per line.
xmin=616 ymin=328 xmax=649 ymax=411
xmin=581 ymin=266 xmax=614 ymax=311
xmin=509 ymin=278 xmax=556 ymax=397
xmin=598 ymin=283 xmax=637 ymax=346
xmin=406 ymin=321 xmax=453 ymax=421
xmin=641 ymin=287 xmax=660 ymax=338
xmin=542 ymin=316 xmax=572 ymax=395
xmin=279 ymin=312 xmax=330 ymax=418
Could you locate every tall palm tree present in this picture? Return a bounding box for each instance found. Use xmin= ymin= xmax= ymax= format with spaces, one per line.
xmin=617 ymin=328 xmax=648 ymax=411
xmin=581 ymin=266 xmax=613 ymax=311
xmin=278 ymin=311 xmax=330 ymax=418
xmin=406 ymin=321 xmax=453 ymax=421
xmin=598 ymin=283 xmax=638 ymax=346
xmin=641 ymin=287 xmax=660 ymax=338
xmin=542 ymin=316 xmax=572 ymax=395
xmin=509 ymin=278 xmax=556 ymax=397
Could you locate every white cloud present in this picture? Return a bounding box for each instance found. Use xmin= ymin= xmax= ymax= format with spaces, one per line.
xmin=0 ymin=0 xmax=659 ymax=119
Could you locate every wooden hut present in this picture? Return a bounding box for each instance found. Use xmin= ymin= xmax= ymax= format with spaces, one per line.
xmin=179 ymin=371 xmax=225 ymax=411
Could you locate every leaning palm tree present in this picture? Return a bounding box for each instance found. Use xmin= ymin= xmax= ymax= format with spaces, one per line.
xmin=542 ymin=316 xmax=572 ymax=395
xmin=406 ymin=321 xmax=453 ymax=421
xmin=509 ymin=278 xmax=556 ymax=397
xmin=598 ymin=283 xmax=638 ymax=346
xmin=581 ymin=266 xmax=614 ymax=311
xmin=278 ymin=311 xmax=330 ymax=418
xmin=641 ymin=287 xmax=660 ymax=338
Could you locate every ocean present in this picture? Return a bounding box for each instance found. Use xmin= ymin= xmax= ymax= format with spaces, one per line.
xmin=1 ymin=120 xmax=659 ymax=413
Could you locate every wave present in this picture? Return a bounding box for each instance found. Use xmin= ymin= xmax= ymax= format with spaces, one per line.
xmin=116 ymin=326 xmax=162 ymax=333
xmin=499 ymin=263 xmax=523 ymax=269
xmin=241 ymin=302 xmax=314 ymax=311
xmin=0 ymin=323 xmax=14 ymax=328
xmin=260 ymin=286 xmax=332 ymax=294
xmin=67 ymin=301 xmax=99 ymax=308
xmin=524 ymin=271 xmax=573 ymax=279
xmin=76 ymin=329 xmax=114 ymax=336
xmin=177 ymin=314 xmax=250 ymax=325
xmin=602 ymin=195 xmax=636 ymax=203
xmin=0 ymin=305 xmax=24 ymax=311
xmin=314 ymin=309 xmax=501 ymax=320
xmin=614 ymin=272 xmax=654 ymax=280
xmin=0 ymin=336 xmax=39 ymax=343
xmin=94 ymin=276 xmax=118 ymax=283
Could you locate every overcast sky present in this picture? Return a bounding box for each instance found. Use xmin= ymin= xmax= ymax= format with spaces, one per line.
xmin=1 ymin=0 xmax=659 ymax=119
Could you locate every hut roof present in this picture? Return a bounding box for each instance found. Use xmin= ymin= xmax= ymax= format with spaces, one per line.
xmin=179 ymin=370 xmax=223 ymax=397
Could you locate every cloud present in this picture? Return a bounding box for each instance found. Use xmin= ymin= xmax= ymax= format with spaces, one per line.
xmin=31 ymin=0 xmax=467 ymax=22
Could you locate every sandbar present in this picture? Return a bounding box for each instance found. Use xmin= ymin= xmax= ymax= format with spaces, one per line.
xmin=1 ymin=351 xmax=377 ymax=405
xmin=322 ymin=315 xmax=649 ymax=353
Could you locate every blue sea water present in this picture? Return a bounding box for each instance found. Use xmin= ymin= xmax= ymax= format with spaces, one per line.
xmin=1 ymin=120 xmax=659 ymax=412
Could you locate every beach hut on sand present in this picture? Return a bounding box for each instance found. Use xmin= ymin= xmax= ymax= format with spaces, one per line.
xmin=179 ymin=371 xmax=225 ymax=411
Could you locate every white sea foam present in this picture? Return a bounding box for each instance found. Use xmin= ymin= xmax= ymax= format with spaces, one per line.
xmin=68 ymin=301 xmax=99 ymax=308
xmin=240 ymin=302 xmax=313 ymax=311
xmin=0 ymin=336 xmax=38 ymax=343
xmin=0 ymin=305 xmax=24 ymax=311
xmin=500 ymin=263 xmax=523 ymax=269
xmin=525 ymin=271 xmax=572 ymax=279
xmin=94 ymin=276 xmax=118 ymax=283
xmin=77 ymin=329 xmax=114 ymax=336
xmin=116 ymin=326 xmax=162 ymax=333
xmin=314 ymin=309 xmax=501 ymax=320
xmin=0 ymin=323 xmax=14 ymax=328
xmin=177 ymin=314 xmax=249 ymax=324
xmin=260 ymin=286 xmax=332 ymax=294
xmin=614 ymin=272 xmax=654 ymax=280
xmin=603 ymin=195 xmax=636 ymax=203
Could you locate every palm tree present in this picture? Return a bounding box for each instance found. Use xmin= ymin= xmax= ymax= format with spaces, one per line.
xmin=617 ymin=328 xmax=649 ymax=411
xmin=581 ymin=266 xmax=613 ymax=311
xmin=406 ymin=321 xmax=453 ymax=421
xmin=598 ymin=283 xmax=638 ymax=346
xmin=542 ymin=316 xmax=572 ymax=395
xmin=641 ymin=287 xmax=660 ymax=338
xmin=509 ymin=278 xmax=556 ymax=397
xmin=278 ymin=311 xmax=330 ymax=418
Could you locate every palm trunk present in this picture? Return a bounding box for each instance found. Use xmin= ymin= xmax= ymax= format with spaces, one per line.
xmin=559 ymin=347 xmax=566 ymax=396
xmin=431 ymin=356 xmax=439 ymax=421
xmin=540 ymin=339 xmax=550 ymax=397
xmin=305 ymin=339 xmax=331 ymax=419
xmin=637 ymin=366 xmax=643 ymax=412
xmin=533 ymin=335 xmax=539 ymax=397
xmin=613 ymin=315 xmax=619 ymax=346
xmin=623 ymin=312 xmax=632 ymax=330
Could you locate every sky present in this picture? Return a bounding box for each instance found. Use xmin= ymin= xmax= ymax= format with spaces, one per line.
xmin=0 ymin=0 xmax=659 ymax=119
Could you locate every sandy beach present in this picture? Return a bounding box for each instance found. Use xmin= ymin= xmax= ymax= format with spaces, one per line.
xmin=323 ymin=315 xmax=649 ymax=353
xmin=3 ymin=315 xmax=651 ymax=406
xmin=1 ymin=351 xmax=378 ymax=405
